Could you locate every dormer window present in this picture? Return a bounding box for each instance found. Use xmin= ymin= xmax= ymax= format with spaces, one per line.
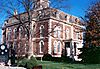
xmin=52 ymin=11 xmax=57 ymax=17
xmin=69 ymin=16 xmax=73 ymax=23
xmin=65 ymin=15 xmax=67 ymax=20
xmin=75 ymin=18 xmax=80 ymax=23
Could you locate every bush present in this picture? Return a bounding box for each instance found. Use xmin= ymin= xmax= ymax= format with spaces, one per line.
xmin=61 ymin=56 xmax=73 ymax=63
xmin=51 ymin=55 xmax=72 ymax=63
xmin=27 ymin=56 xmax=38 ymax=69
xmin=43 ymin=54 xmax=52 ymax=61
xmin=42 ymin=53 xmax=72 ymax=63
xmin=17 ymin=58 xmax=28 ymax=67
xmin=18 ymin=56 xmax=38 ymax=69
xmin=79 ymin=46 xmax=100 ymax=64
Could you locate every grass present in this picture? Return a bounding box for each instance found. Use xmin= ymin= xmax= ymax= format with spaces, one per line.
xmin=38 ymin=61 xmax=100 ymax=69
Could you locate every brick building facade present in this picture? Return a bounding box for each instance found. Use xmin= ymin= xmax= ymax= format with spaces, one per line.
xmin=2 ymin=0 xmax=84 ymax=61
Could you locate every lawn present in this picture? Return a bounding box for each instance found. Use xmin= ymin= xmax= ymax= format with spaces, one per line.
xmin=38 ymin=61 xmax=100 ymax=69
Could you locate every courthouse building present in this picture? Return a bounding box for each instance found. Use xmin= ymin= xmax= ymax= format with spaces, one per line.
xmin=2 ymin=0 xmax=84 ymax=61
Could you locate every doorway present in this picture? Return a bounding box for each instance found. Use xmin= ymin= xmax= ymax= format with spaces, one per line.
xmin=65 ymin=42 xmax=70 ymax=56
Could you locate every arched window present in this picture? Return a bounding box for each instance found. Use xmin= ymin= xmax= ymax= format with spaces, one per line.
xmin=24 ymin=28 xmax=28 ymax=39
xmin=65 ymin=28 xmax=69 ymax=39
xmin=19 ymin=26 xmax=23 ymax=38
xmin=39 ymin=40 xmax=44 ymax=53
xmin=24 ymin=42 xmax=29 ymax=55
xmin=58 ymin=41 xmax=61 ymax=54
xmin=14 ymin=28 xmax=17 ymax=39
xmin=7 ymin=28 xmax=12 ymax=40
xmin=40 ymin=25 xmax=44 ymax=38
xmin=53 ymin=40 xmax=57 ymax=53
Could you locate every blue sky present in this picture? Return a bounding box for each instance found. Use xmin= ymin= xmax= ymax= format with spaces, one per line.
xmin=63 ymin=0 xmax=96 ymax=17
xmin=0 ymin=0 xmax=97 ymax=43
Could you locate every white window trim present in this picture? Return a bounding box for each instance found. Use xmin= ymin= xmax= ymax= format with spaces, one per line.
xmin=39 ymin=40 xmax=44 ymax=53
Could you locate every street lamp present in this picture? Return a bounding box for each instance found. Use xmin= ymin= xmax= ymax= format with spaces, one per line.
xmin=0 ymin=43 xmax=9 ymax=65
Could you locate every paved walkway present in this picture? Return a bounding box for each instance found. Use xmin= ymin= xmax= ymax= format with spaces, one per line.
xmin=0 ymin=65 xmax=26 ymax=69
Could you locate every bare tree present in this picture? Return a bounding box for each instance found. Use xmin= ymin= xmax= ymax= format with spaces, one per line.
xmin=0 ymin=0 xmax=70 ymax=59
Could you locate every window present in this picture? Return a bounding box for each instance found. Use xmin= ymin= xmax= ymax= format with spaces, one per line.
xmin=53 ymin=41 xmax=57 ymax=53
xmin=25 ymin=28 xmax=28 ymax=39
xmin=65 ymin=28 xmax=69 ymax=39
xmin=54 ymin=27 xmax=58 ymax=37
xmin=25 ymin=43 xmax=29 ymax=53
xmin=12 ymin=19 xmax=17 ymax=23
xmin=14 ymin=28 xmax=17 ymax=39
xmin=58 ymin=26 xmax=61 ymax=38
xmin=76 ymin=32 xmax=79 ymax=39
xmin=52 ymin=11 xmax=57 ymax=17
xmin=25 ymin=44 xmax=27 ymax=53
xmin=19 ymin=26 xmax=24 ymax=38
xmin=18 ymin=42 xmax=22 ymax=54
xmin=13 ymin=42 xmax=17 ymax=51
xmin=7 ymin=29 xmax=12 ymax=40
xmin=54 ymin=26 xmax=61 ymax=38
xmin=40 ymin=25 xmax=44 ymax=38
xmin=69 ymin=16 xmax=73 ymax=22
xmin=39 ymin=40 xmax=44 ymax=53
xmin=19 ymin=42 xmax=24 ymax=54
xmin=7 ymin=43 xmax=10 ymax=48
xmin=58 ymin=41 xmax=61 ymax=53
xmin=7 ymin=32 xmax=11 ymax=40
xmin=65 ymin=15 xmax=67 ymax=20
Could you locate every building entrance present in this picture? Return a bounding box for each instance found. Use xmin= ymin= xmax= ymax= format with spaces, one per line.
xmin=65 ymin=42 xmax=70 ymax=57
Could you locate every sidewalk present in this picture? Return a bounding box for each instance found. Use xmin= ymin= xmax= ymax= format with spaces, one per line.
xmin=0 ymin=65 xmax=26 ymax=69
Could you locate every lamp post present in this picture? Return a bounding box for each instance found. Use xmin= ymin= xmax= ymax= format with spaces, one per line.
xmin=0 ymin=43 xmax=9 ymax=65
